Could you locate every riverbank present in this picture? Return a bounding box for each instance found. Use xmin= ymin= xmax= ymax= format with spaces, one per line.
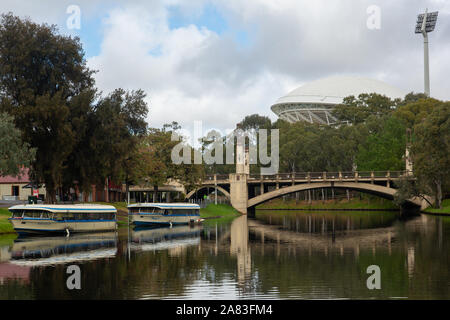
xmin=100 ymin=202 xmax=242 ymax=227
xmin=423 ymin=199 xmax=450 ymax=215
xmin=0 ymin=208 xmax=14 ymax=234
xmin=200 ymin=204 xmax=241 ymax=225
xmin=256 ymin=197 xmax=400 ymax=211
xmin=93 ymin=202 xmax=129 ymax=227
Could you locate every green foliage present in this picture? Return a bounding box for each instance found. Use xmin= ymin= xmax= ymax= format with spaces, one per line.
xmin=356 ymin=116 xmax=406 ymax=171
xmin=394 ymin=98 xmax=439 ymax=128
xmin=0 ymin=13 xmax=94 ymax=105
xmin=0 ymin=14 xmax=149 ymax=201
xmin=424 ymin=199 xmax=450 ymax=214
xmin=88 ymin=88 xmax=149 ymax=188
xmin=257 ymin=197 xmax=399 ymax=210
xmin=332 ymin=93 xmax=400 ymax=124
xmin=135 ymin=123 xmax=205 ymax=197
xmin=0 ymin=207 xmax=14 ymax=234
xmin=0 ymin=14 xmax=95 ymax=201
xmin=411 ymin=102 xmax=450 ymax=208
xmin=0 ymin=112 xmax=35 ymax=176
xmin=200 ymin=204 xmax=240 ymax=226
xmin=237 ymin=114 xmax=271 ymax=130
xmin=277 ymin=120 xmax=360 ymax=173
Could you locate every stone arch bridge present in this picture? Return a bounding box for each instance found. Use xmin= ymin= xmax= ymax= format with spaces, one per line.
xmin=186 ymin=171 xmax=428 ymax=216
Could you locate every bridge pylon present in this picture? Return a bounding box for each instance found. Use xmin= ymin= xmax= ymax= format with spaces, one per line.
xmin=230 ymin=141 xmax=250 ymax=214
xmin=230 ymin=173 xmax=249 ymax=214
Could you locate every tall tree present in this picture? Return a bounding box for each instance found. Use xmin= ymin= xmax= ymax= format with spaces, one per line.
xmin=0 ymin=112 xmax=35 ymax=177
xmin=0 ymin=13 xmax=95 ymax=202
xmin=411 ymin=102 xmax=450 ymax=208
xmin=138 ymin=124 xmax=204 ymax=201
xmin=89 ymin=89 xmax=149 ymax=190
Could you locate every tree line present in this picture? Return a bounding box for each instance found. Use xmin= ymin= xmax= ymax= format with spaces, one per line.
xmin=0 ymin=13 xmax=206 ymax=203
xmin=200 ymin=93 xmax=449 ymax=209
xmin=0 ymin=13 xmax=447 ymax=208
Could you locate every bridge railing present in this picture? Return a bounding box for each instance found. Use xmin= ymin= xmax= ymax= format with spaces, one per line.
xmin=389 ymin=171 xmax=402 ymax=178
xmin=358 ymin=171 xmax=372 ymax=178
xmin=324 ymin=172 xmax=338 ymax=179
xmin=373 ymin=171 xmax=387 ymax=178
xmin=294 ymin=172 xmax=308 ymax=179
xmin=203 ymin=171 xmax=407 ymax=182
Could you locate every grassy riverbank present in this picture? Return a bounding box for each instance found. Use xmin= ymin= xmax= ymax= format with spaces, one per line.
xmin=0 ymin=208 xmax=14 ymax=234
xmin=256 ymin=197 xmax=399 ymax=211
xmin=93 ymin=202 xmax=129 ymax=227
xmin=98 ymin=202 xmax=242 ymax=227
xmin=424 ymin=199 xmax=450 ymax=215
xmin=200 ymin=204 xmax=241 ymax=225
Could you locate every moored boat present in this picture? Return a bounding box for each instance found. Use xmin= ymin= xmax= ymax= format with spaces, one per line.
xmin=128 ymin=203 xmax=203 ymax=226
xmin=8 ymin=204 xmax=117 ymax=235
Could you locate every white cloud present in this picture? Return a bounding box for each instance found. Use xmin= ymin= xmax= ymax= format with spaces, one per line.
xmin=1 ymin=0 xmax=449 ymax=131
xmin=86 ymin=4 xmax=298 ymax=131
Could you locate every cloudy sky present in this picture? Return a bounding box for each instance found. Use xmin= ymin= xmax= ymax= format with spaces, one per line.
xmin=1 ymin=0 xmax=449 ymax=134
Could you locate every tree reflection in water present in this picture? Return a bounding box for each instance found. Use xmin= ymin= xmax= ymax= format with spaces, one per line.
xmin=0 ymin=212 xmax=449 ymax=299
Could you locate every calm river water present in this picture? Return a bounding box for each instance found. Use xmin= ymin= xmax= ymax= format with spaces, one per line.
xmin=0 ymin=210 xmax=449 ymax=299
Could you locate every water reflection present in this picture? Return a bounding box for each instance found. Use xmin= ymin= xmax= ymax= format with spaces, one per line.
xmin=0 ymin=210 xmax=448 ymax=299
xmin=230 ymin=216 xmax=251 ymax=287
xmin=129 ymin=225 xmax=202 ymax=253
xmin=10 ymin=232 xmax=118 ymax=266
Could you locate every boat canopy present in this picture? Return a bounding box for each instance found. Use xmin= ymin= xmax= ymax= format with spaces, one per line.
xmin=127 ymin=203 xmax=200 ymax=210
xmin=8 ymin=204 xmax=117 ymax=214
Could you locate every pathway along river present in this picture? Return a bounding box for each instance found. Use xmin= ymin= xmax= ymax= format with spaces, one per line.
xmin=0 ymin=210 xmax=449 ymax=299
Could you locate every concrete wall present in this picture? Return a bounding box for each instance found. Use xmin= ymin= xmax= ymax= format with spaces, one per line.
xmin=0 ymin=183 xmax=46 ymax=201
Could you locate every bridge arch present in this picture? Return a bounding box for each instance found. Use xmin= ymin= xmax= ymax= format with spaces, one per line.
xmin=247 ymin=181 xmax=421 ymax=208
xmin=185 ymin=185 xmax=231 ymax=200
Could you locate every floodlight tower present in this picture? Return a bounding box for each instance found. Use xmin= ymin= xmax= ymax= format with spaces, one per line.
xmin=415 ymin=9 xmax=438 ymax=97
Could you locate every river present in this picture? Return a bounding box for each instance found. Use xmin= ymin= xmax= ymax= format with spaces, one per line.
xmin=0 ymin=210 xmax=449 ymax=299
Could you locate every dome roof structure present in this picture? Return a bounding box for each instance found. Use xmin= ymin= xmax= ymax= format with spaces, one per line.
xmin=271 ymin=76 xmax=406 ymax=125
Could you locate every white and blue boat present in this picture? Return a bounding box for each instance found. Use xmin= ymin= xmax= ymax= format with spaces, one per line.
xmin=8 ymin=204 xmax=117 ymax=235
xmin=127 ymin=203 xmax=203 ymax=226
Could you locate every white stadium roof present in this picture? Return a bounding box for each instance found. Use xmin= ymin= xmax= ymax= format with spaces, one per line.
xmin=273 ymin=76 xmax=406 ymax=106
xmin=271 ymin=76 xmax=407 ymax=125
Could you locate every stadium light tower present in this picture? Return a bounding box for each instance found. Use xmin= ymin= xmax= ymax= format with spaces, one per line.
xmin=415 ymin=9 xmax=438 ymax=97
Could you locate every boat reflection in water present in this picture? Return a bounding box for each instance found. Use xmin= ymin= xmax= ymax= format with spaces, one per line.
xmin=129 ymin=225 xmax=202 ymax=252
xmin=9 ymin=232 xmax=118 ymax=266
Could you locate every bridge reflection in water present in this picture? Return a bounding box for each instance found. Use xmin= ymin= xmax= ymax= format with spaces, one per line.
xmin=0 ymin=210 xmax=448 ymax=299
xmin=203 ymin=210 xmax=447 ymax=296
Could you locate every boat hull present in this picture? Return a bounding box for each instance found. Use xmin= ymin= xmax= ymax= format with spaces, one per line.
xmin=130 ymin=214 xmax=201 ymax=226
xmin=9 ymin=218 xmax=117 ymax=235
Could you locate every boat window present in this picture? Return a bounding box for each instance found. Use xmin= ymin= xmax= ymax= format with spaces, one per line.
xmin=169 ymin=208 xmax=198 ymax=215
xmin=145 ymin=207 xmax=163 ymax=214
xmin=64 ymin=212 xmax=75 ymax=220
xmin=10 ymin=210 xmax=23 ymax=218
xmin=23 ymin=210 xmax=32 ymax=218
xmin=41 ymin=212 xmax=51 ymax=219
xmin=23 ymin=210 xmax=43 ymax=218
xmin=70 ymin=213 xmax=84 ymax=220
xmin=129 ymin=207 xmax=140 ymax=214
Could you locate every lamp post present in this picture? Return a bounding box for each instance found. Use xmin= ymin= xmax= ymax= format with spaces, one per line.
xmin=415 ymin=9 xmax=438 ymax=97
